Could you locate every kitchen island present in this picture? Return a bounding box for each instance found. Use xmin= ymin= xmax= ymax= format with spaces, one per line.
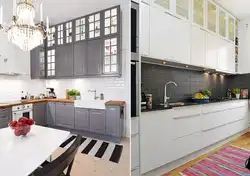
xmin=139 ymin=100 xmax=249 ymax=175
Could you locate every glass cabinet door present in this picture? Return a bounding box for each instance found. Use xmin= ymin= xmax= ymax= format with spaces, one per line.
xmin=47 ymin=49 xmax=55 ymax=77
xmin=176 ymin=0 xmax=189 ymax=19
xmin=228 ymin=16 xmax=235 ymax=41
xmin=207 ymin=1 xmax=216 ymax=32
xmin=219 ymin=9 xmax=226 ymax=37
xmin=154 ymin=0 xmax=170 ymax=10
xmin=193 ymin=0 xmax=204 ymax=26
xmin=235 ymin=20 xmax=239 ymax=45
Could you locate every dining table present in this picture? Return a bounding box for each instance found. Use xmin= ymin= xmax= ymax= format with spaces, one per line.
xmin=0 ymin=125 xmax=70 ymax=176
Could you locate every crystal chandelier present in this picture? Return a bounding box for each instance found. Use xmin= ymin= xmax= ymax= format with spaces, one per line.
xmin=0 ymin=0 xmax=49 ymax=51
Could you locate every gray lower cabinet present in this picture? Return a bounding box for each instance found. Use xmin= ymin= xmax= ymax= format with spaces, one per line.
xmin=0 ymin=108 xmax=12 ymax=129
xmin=47 ymin=102 xmax=56 ymax=126
xmin=33 ymin=103 xmax=46 ymax=126
xmin=89 ymin=109 xmax=106 ymax=134
xmin=55 ymin=102 xmax=74 ymax=129
xmin=105 ymin=106 xmax=121 ymax=137
xmin=74 ymin=108 xmax=89 ymax=131
xmin=74 ymin=42 xmax=88 ymax=76
xmin=55 ymin=45 xmax=74 ymax=78
xmin=87 ymin=39 xmax=102 ymax=75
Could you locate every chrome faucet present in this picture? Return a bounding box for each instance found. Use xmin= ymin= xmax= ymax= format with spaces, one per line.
xmin=164 ymin=81 xmax=178 ymax=107
xmin=88 ymin=89 xmax=99 ymax=100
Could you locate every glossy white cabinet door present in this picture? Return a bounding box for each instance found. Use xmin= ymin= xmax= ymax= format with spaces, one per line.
xmin=206 ymin=33 xmax=218 ymax=69
xmin=238 ymin=21 xmax=249 ymax=73
xmin=150 ymin=6 xmax=175 ymax=60
xmin=141 ymin=3 xmax=150 ymax=56
xmin=217 ymin=38 xmax=228 ymax=71
xmin=191 ymin=26 xmax=206 ymax=67
xmin=173 ymin=18 xmax=191 ymax=64
xmin=227 ymin=42 xmax=235 ymax=73
xmin=131 ymin=134 xmax=139 ymax=170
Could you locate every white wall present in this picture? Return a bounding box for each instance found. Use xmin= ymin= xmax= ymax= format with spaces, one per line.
xmin=46 ymin=0 xmax=131 ymax=137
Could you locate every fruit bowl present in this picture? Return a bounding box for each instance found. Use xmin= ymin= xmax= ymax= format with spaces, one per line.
xmin=8 ymin=117 xmax=35 ymax=137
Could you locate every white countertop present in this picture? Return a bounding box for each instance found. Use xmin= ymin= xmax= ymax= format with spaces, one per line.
xmin=0 ymin=125 xmax=70 ymax=176
xmin=74 ymin=100 xmax=106 ymax=109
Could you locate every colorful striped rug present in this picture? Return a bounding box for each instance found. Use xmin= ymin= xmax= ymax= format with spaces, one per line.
xmin=180 ymin=146 xmax=250 ymax=176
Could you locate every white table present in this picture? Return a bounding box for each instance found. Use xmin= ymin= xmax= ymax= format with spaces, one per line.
xmin=0 ymin=125 xmax=70 ymax=176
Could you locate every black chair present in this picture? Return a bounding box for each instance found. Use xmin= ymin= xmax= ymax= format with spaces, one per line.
xmin=31 ymin=135 xmax=82 ymax=176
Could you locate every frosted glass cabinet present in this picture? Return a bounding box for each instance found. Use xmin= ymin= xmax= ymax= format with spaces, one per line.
xmin=219 ymin=9 xmax=226 ymax=37
xmin=207 ymin=1 xmax=216 ymax=33
xmin=154 ymin=0 xmax=170 ymax=10
xmin=228 ymin=15 xmax=235 ymax=42
xmin=176 ymin=0 xmax=189 ymax=19
xmin=193 ymin=0 xmax=204 ymax=26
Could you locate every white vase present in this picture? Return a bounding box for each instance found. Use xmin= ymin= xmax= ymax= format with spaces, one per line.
xmin=236 ymin=94 xmax=240 ymax=99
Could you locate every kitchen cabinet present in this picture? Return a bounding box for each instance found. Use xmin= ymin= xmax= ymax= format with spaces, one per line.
xmin=74 ymin=108 xmax=89 ymax=131
xmin=74 ymin=42 xmax=88 ymax=76
xmin=55 ymin=44 xmax=74 ymax=78
xmin=219 ymin=9 xmax=226 ymax=38
xmin=131 ymin=134 xmax=139 ymax=171
xmin=151 ymin=0 xmax=170 ymax=11
xmin=105 ymin=106 xmax=122 ymax=137
xmin=206 ymin=33 xmax=218 ymax=69
xmin=149 ymin=6 xmax=175 ymax=61
xmin=193 ymin=0 xmax=204 ymax=27
xmin=47 ymin=102 xmax=56 ymax=126
xmin=55 ymin=102 xmax=74 ymax=129
xmin=33 ymin=103 xmax=46 ymax=126
xmin=0 ymin=108 xmax=11 ymax=129
xmin=228 ymin=15 xmax=235 ymax=42
xmin=30 ymin=46 xmax=45 ymax=79
xmin=87 ymin=39 xmax=102 ymax=75
xmin=176 ymin=0 xmax=189 ymax=19
xmin=141 ymin=3 xmax=150 ymax=56
xmin=89 ymin=109 xmax=106 ymax=134
xmin=191 ymin=26 xmax=206 ymax=67
xmin=207 ymin=0 xmax=216 ymax=33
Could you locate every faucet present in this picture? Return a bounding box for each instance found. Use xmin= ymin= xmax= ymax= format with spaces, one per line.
xmin=88 ymin=89 xmax=99 ymax=100
xmin=164 ymin=81 xmax=178 ymax=107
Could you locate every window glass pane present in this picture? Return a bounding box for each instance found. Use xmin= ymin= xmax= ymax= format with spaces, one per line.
xmin=111 ymin=26 xmax=117 ymax=33
xmin=111 ymin=65 xmax=117 ymax=72
xmin=105 ymin=10 xmax=111 ymax=18
xmin=111 ymin=8 xmax=117 ymax=16
xmin=105 ymin=19 xmax=110 ymax=27
xmin=105 ymin=56 xmax=110 ymax=64
xmin=111 ymin=55 xmax=117 ymax=64
xmin=111 ymin=38 xmax=117 ymax=45
xmin=105 ymin=65 xmax=110 ymax=72
xmin=89 ymin=15 xmax=94 ymax=22
xmin=111 ymin=16 xmax=117 ymax=25
xmin=105 ymin=46 xmax=111 ymax=56
xmin=105 ymin=28 xmax=110 ymax=35
xmin=105 ymin=39 xmax=111 ymax=46
xmin=95 ymin=14 xmax=100 ymax=21
xmin=111 ymin=46 xmax=117 ymax=55
xmin=89 ymin=31 xmax=94 ymax=38
xmin=90 ymin=23 xmax=94 ymax=31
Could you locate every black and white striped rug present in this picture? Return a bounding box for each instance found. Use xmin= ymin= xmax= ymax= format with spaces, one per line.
xmin=59 ymin=135 xmax=123 ymax=163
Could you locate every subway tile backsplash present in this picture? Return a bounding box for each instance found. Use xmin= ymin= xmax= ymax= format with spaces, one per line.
xmin=141 ymin=63 xmax=229 ymax=105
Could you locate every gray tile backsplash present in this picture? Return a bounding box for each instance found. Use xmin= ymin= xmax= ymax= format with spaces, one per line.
xmin=228 ymin=74 xmax=250 ymax=91
xmin=141 ymin=63 xmax=229 ymax=105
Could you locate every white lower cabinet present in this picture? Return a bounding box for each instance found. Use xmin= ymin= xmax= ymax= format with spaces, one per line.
xmin=191 ymin=26 xmax=206 ymax=67
xmin=141 ymin=2 xmax=150 ymax=56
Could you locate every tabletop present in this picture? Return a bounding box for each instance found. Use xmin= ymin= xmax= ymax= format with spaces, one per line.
xmin=0 ymin=125 xmax=70 ymax=176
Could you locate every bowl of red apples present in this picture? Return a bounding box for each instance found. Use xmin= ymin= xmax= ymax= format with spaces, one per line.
xmin=8 ymin=117 xmax=35 ymax=137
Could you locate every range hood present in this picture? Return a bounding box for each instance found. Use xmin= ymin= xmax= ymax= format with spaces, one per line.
xmin=0 ymin=57 xmax=21 ymax=76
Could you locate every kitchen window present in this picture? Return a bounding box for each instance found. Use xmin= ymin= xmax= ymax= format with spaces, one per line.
xmin=75 ymin=18 xmax=86 ymax=41
xmin=39 ymin=51 xmax=45 ymax=77
xmin=88 ymin=13 xmax=100 ymax=38
xmin=66 ymin=22 xmax=73 ymax=43
xmin=57 ymin=24 xmax=64 ymax=45
xmin=104 ymin=38 xmax=118 ymax=73
xmin=47 ymin=49 xmax=55 ymax=77
xmin=104 ymin=8 xmax=118 ymax=35
xmin=47 ymin=27 xmax=55 ymax=47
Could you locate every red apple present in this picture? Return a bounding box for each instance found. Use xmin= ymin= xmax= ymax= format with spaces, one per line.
xmin=14 ymin=128 xmax=22 ymax=136
xmin=9 ymin=121 xmax=17 ymax=128
xmin=27 ymin=119 xmax=34 ymax=126
xmin=23 ymin=124 xmax=31 ymax=136
xmin=18 ymin=117 xmax=28 ymax=124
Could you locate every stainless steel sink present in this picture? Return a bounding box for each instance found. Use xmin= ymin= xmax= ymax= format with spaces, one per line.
xmin=159 ymin=102 xmax=185 ymax=107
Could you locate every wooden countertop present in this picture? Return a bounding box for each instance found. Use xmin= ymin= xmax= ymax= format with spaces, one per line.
xmin=0 ymin=99 xmax=125 ymax=108
xmin=105 ymin=101 xmax=126 ymax=107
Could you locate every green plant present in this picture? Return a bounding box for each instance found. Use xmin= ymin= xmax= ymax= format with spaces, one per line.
xmin=232 ymin=88 xmax=240 ymax=95
xmin=68 ymin=89 xmax=77 ymax=96
xmin=76 ymin=91 xmax=81 ymax=96
xmin=201 ymin=89 xmax=212 ymax=97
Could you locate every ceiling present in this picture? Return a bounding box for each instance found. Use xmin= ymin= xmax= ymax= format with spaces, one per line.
xmin=0 ymin=0 xmax=121 ymax=24
xmin=214 ymin=0 xmax=250 ymax=20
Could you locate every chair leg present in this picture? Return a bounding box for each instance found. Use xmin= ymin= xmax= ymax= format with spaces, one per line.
xmin=66 ymin=160 xmax=74 ymax=176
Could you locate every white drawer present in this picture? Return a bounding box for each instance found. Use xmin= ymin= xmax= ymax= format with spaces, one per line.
xmin=172 ymin=105 xmax=201 ymax=119
xmin=131 ymin=167 xmax=140 ymax=176
xmin=227 ymin=118 xmax=248 ymax=136
xmin=173 ymin=114 xmax=201 ymax=139
xmin=172 ymin=132 xmax=202 ymax=161
xmin=131 ymin=134 xmax=139 ymax=169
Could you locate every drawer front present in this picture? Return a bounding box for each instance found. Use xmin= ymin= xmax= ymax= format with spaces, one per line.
xmin=172 ymin=132 xmax=202 ymax=161
xmin=202 ymin=106 xmax=247 ymax=131
xmin=57 ymin=102 xmax=74 ymax=107
xmin=131 ymin=134 xmax=139 ymax=169
xmin=172 ymin=106 xmax=201 ymax=119
xmin=173 ymin=115 xmax=201 ymax=139
xmin=227 ymin=118 xmax=248 ymax=136
xmin=0 ymin=108 xmax=11 ymax=117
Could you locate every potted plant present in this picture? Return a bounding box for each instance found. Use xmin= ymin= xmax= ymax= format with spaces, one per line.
xmin=232 ymin=88 xmax=240 ymax=99
xmin=201 ymin=89 xmax=212 ymax=98
xmin=76 ymin=91 xmax=81 ymax=100
xmin=68 ymin=89 xmax=77 ymax=100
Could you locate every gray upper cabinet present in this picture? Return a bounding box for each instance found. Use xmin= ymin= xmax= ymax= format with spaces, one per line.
xmin=33 ymin=103 xmax=46 ymax=126
xmin=47 ymin=102 xmax=56 ymax=126
xmin=55 ymin=44 xmax=74 ymax=78
xmin=75 ymin=108 xmax=89 ymax=131
xmin=105 ymin=106 xmax=121 ymax=137
xmin=0 ymin=108 xmax=12 ymax=129
xmin=87 ymin=39 xmax=103 ymax=75
xmin=30 ymin=46 xmax=45 ymax=79
xmin=74 ymin=42 xmax=88 ymax=76
xmin=90 ymin=109 xmax=106 ymax=134
xmin=55 ymin=102 xmax=74 ymax=129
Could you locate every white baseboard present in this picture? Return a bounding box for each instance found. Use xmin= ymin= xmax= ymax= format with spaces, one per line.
xmin=142 ymin=129 xmax=249 ymax=176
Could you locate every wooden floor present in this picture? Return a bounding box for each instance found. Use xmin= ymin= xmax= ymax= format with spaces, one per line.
xmin=163 ymin=132 xmax=250 ymax=176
